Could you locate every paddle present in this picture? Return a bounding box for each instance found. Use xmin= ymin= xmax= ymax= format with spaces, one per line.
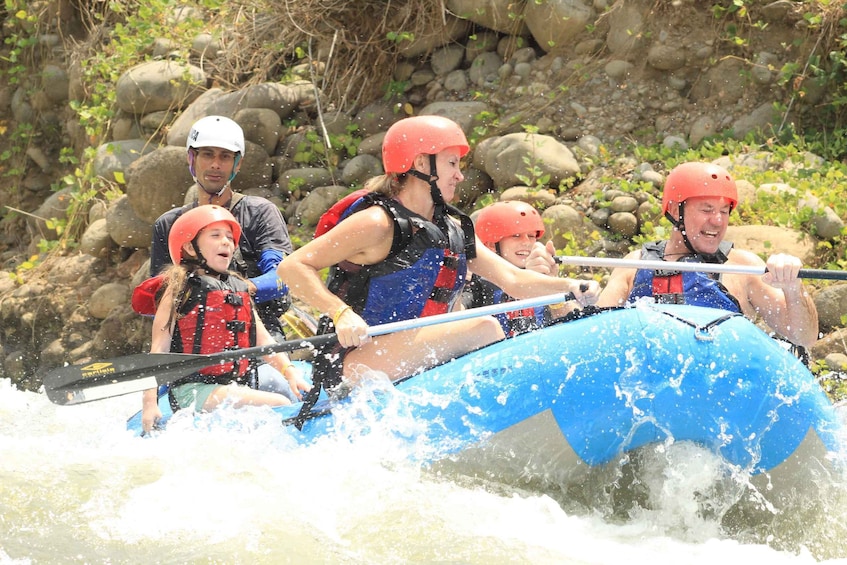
xmin=554 ymin=255 xmax=847 ymax=280
xmin=43 ymin=291 xmax=577 ymax=406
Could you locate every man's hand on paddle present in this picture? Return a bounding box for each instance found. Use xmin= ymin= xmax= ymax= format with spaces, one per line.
xmin=762 ymin=253 xmax=804 ymax=291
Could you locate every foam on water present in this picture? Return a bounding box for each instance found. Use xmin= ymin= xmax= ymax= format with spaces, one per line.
xmin=2 ymin=376 xmax=847 ymax=564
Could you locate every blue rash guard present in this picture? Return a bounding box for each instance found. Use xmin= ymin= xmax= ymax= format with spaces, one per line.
xmin=629 ymin=240 xmax=742 ymax=312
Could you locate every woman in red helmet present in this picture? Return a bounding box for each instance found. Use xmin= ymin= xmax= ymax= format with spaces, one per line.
xmin=463 ymin=200 xmax=578 ymax=336
xmin=278 ymin=115 xmax=599 ymax=385
xmin=597 ymin=161 xmax=818 ymax=348
xmin=140 ymin=205 xmax=311 ymax=433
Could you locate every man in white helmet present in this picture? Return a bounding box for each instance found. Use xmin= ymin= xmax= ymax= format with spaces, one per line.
xmin=149 ymin=115 xmax=294 ymax=340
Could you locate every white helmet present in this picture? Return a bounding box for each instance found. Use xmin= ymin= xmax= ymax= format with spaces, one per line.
xmin=186 ymin=115 xmax=245 ymax=155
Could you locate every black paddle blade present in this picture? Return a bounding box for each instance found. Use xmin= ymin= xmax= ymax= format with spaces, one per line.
xmin=43 ymin=352 xmax=213 ymax=406
xmin=42 ymin=334 xmax=340 ymax=406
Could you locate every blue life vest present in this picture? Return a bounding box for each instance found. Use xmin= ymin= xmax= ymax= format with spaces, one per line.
xmin=326 ymin=193 xmax=476 ymax=325
xmin=629 ymin=241 xmax=742 ymax=312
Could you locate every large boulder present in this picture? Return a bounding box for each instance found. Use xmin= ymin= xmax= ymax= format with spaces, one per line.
xmin=473 ymin=133 xmax=580 ymax=190
xmin=115 ymin=60 xmax=205 ymax=114
xmin=125 ymin=146 xmax=193 ymax=224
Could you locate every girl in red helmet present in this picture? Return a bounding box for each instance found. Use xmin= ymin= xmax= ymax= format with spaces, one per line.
xmin=597 ymin=161 xmax=818 ymax=348
xmin=278 ymin=116 xmax=599 ymax=387
xmin=140 ymin=205 xmax=311 ymax=433
xmin=463 ymin=200 xmax=578 ymax=336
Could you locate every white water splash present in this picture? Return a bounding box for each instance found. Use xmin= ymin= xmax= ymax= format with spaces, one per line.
xmin=2 ymin=378 xmax=847 ymax=564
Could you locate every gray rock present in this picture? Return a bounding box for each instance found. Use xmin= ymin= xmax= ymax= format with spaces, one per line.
xmin=608 ymin=212 xmax=639 ymax=237
xmin=647 ymin=44 xmax=686 ymax=71
xmin=106 ymin=195 xmax=154 ymax=249
xmin=813 ymin=207 xmax=845 ymax=241
xmin=431 ymin=44 xmax=465 ymax=75
xmin=447 ymin=0 xmax=529 ymax=35
xmin=543 ymin=204 xmax=593 ymax=249
xmin=815 ymin=284 xmax=847 ymax=332
xmin=293 ymin=185 xmax=349 ymax=227
xmin=235 ymin=108 xmax=282 ymax=156
xmin=41 ymin=64 xmax=70 ymax=104
xmin=93 ymin=139 xmax=159 ymax=183
xmin=115 ymin=60 xmax=205 ymax=113
xmin=89 ymin=282 xmax=130 ymax=320
xmin=610 ymin=195 xmax=638 ymax=213
xmin=469 ymin=51 xmax=503 ymax=87
xmin=125 ymin=146 xmax=192 ymax=224
xmin=724 ymin=225 xmax=816 ymax=263
xmin=398 ymin=15 xmax=471 ymax=59
xmin=29 ymin=187 xmax=74 ymax=240
xmin=278 ymin=167 xmax=337 ymax=194
xmin=341 ymin=154 xmax=383 ymax=187
xmin=473 ymin=132 xmax=579 ymax=190
xmin=524 ymin=0 xmax=593 ymax=53
xmin=732 ymin=103 xmax=780 ymax=140
xmin=79 ymin=218 xmax=115 ymax=258
xmin=444 ymin=70 xmax=469 ymax=92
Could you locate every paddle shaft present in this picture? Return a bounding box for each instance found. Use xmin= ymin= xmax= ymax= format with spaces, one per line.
xmin=555 ymin=255 xmax=847 ymax=280
xmin=44 ymin=291 xmax=577 ymax=405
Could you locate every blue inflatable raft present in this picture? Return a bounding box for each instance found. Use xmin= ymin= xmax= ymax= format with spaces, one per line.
xmin=127 ymin=303 xmax=843 ymax=499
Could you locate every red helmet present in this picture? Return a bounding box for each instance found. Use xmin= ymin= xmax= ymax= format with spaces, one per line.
xmin=168 ymin=205 xmax=241 ymax=265
xmin=662 ymin=162 xmax=738 ymax=215
xmin=475 ymin=200 xmax=545 ymax=246
xmin=382 ymin=115 xmax=469 ymax=174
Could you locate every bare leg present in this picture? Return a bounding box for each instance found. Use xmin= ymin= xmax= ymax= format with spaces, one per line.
xmin=202 ymin=384 xmax=292 ymax=411
xmin=344 ymin=316 xmax=505 ymax=381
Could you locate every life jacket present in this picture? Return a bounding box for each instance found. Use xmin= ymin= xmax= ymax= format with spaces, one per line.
xmin=170 ymin=273 xmax=257 ymax=387
xmin=463 ymin=274 xmax=547 ymax=336
xmin=629 ymin=240 xmax=742 ymax=312
xmin=315 ymin=190 xmax=476 ymax=325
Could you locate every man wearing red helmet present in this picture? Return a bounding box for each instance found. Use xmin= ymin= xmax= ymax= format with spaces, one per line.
xmin=463 ymin=200 xmax=577 ymax=336
xmin=597 ymin=161 xmax=818 ymax=348
xmin=278 ymin=115 xmax=599 ymax=385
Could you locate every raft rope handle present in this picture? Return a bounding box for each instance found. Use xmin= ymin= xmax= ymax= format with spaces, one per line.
xmin=657 ymin=310 xmax=740 ymax=342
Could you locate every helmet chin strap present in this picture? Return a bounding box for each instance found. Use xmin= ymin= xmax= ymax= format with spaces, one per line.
xmin=183 ymin=241 xmax=230 ymax=277
xmin=408 ymin=154 xmax=446 ymax=208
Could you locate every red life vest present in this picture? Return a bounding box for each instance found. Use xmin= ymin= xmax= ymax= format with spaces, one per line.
xmin=171 ymin=274 xmax=256 ymax=385
xmin=419 ymin=250 xmax=462 ymax=317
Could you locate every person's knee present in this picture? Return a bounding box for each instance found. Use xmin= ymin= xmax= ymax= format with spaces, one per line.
xmin=474 ymin=316 xmax=505 ymax=344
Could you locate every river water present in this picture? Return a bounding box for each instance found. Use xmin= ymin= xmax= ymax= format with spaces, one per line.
xmin=3 ymin=376 xmax=847 ymax=565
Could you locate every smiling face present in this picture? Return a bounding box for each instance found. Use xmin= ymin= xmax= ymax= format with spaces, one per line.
xmin=673 ymin=195 xmax=732 ymax=255
xmin=182 ymin=220 xmax=236 ymax=273
xmin=487 ymin=231 xmax=539 ymax=268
